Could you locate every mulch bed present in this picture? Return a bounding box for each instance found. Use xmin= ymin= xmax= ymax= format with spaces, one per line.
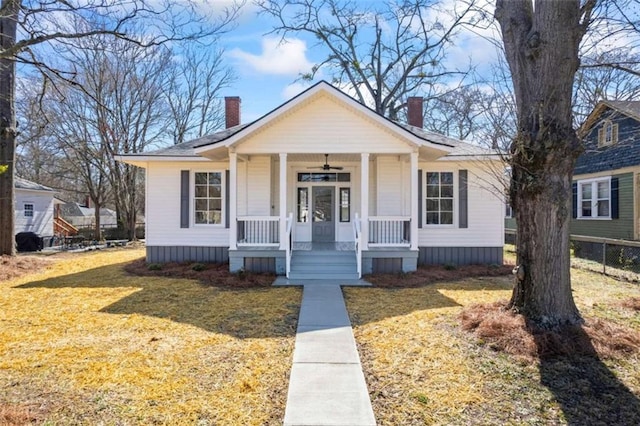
xmin=366 ymin=264 xmax=514 ymax=287
xmin=460 ymin=301 xmax=640 ymax=360
xmin=123 ymin=259 xmax=275 ymax=288
xmin=0 ymin=255 xmax=51 ymax=282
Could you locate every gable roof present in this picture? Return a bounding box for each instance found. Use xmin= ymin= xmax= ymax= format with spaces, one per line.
xmin=14 ymin=177 xmax=55 ymax=192
xmin=575 ymin=100 xmax=640 ymax=175
xmin=580 ymin=100 xmax=640 ymax=136
xmin=193 ymin=81 xmax=456 ymax=156
xmin=60 ymin=202 xmax=116 ymax=218
xmin=117 ymin=80 xmax=499 ymax=164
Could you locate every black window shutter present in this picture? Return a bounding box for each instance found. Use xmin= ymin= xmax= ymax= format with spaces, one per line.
xmin=418 ymin=169 xmax=423 ymax=228
xmin=225 ymin=170 xmax=230 ymax=228
xmin=459 ymin=170 xmax=468 ymax=228
xmin=180 ymin=170 xmax=190 ymax=228
xmin=611 ymin=177 xmax=619 ymax=219
xmin=572 ymin=182 xmax=577 ymax=219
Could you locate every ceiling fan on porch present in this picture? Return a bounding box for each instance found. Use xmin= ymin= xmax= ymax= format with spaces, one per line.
xmin=307 ymin=154 xmax=344 ymax=171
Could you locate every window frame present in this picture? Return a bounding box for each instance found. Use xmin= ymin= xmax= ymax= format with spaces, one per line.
xmin=505 ymin=198 xmax=513 ymax=219
xmin=577 ymin=177 xmax=611 ymax=220
xmin=192 ymin=170 xmax=224 ymax=226
xmin=598 ymin=119 xmax=618 ymax=147
xmin=297 ymin=187 xmax=309 ymax=223
xmin=423 ymin=170 xmax=457 ymax=227
xmin=339 ymin=187 xmax=350 ymax=223
xmin=24 ymin=203 xmax=34 ymax=218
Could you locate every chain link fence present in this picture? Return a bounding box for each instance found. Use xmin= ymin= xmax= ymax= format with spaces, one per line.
xmin=505 ymin=230 xmax=640 ymax=281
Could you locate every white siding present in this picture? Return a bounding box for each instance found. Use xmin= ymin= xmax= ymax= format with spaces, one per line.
xmin=246 ymin=156 xmax=271 ymax=215
xmin=146 ymin=161 xmax=229 ymax=246
xmin=15 ymin=190 xmax=55 ymax=236
xmin=236 ymin=95 xmax=415 ymax=154
xmin=376 ymin=155 xmax=408 ymax=216
xmin=418 ymin=162 xmax=504 ymax=247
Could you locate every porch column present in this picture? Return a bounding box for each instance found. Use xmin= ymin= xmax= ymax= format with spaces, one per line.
xmin=410 ymin=150 xmax=419 ymax=251
xmin=279 ymin=153 xmax=287 ymax=250
xmin=229 ymin=151 xmax=237 ymax=250
xmin=360 ymin=153 xmax=369 ymax=250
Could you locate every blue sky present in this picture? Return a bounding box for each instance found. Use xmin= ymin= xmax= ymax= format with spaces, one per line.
xmin=219 ymin=7 xmax=324 ymax=123
xmin=216 ymin=1 xmax=501 ymax=124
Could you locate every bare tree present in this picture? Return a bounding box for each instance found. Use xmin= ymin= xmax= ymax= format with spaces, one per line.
xmin=423 ymin=85 xmax=494 ymax=141
xmin=165 ymin=45 xmax=235 ymax=145
xmin=52 ymin=33 xmax=172 ymax=240
xmin=573 ymin=50 xmax=640 ymax=125
xmin=0 ymin=0 xmax=238 ymax=255
xmin=258 ymin=0 xmax=478 ymax=119
xmin=496 ymin=0 xmax=626 ymax=327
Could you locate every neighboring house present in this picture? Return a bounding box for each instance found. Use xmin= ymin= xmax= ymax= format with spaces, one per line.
xmin=14 ymin=177 xmax=64 ymax=236
xmin=572 ymin=100 xmax=640 ymax=241
xmin=118 ymin=81 xmax=504 ymax=278
xmin=505 ymin=100 xmax=640 ymax=242
xmin=60 ymin=199 xmax=118 ymax=229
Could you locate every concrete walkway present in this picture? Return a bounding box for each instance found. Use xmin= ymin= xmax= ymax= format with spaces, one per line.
xmin=283 ymin=284 xmax=376 ymax=426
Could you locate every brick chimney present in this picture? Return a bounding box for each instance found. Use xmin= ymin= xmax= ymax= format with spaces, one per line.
xmin=407 ymin=96 xmax=424 ymax=128
xmin=84 ymin=195 xmax=91 ymax=209
xmin=225 ymin=96 xmax=241 ymax=129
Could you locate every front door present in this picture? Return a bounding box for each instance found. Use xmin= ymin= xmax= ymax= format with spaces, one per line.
xmin=312 ymin=186 xmax=335 ymax=242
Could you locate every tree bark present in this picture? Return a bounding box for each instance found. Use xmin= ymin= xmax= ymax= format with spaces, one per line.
xmin=496 ymin=0 xmax=593 ymax=327
xmin=0 ymin=1 xmax=18 ymax=256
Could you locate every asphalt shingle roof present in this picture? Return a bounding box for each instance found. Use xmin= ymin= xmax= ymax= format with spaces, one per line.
xmin=14 ymin=177 xmax=55 ymax=192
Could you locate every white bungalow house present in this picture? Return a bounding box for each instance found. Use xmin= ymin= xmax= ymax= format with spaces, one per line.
xmin=117 ymin=81 xmax=504 ymax=279
xmin=15 ymin=177 xmax=64 ymax=237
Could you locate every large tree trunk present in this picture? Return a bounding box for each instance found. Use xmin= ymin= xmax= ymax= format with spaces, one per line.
xmin=0 ymin=1 xmax=19 ymax=256
xmin=496 ymin=0 xmax=592 ymax=327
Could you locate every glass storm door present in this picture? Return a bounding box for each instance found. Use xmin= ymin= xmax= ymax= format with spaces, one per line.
xmin=312 ymin=186 xmax=335 ymax=242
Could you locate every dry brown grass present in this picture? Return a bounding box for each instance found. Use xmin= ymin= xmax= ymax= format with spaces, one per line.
xmin=0 ymin=248 xmax=300 ymax=425
xmin=345 ymin=264 xmax=640 ymax=425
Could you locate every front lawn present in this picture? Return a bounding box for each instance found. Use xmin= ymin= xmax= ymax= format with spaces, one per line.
xmin=0 ymin=248 xmax=300 ymax=425
xmin=345 ymin=268 xmax=640 ymax=425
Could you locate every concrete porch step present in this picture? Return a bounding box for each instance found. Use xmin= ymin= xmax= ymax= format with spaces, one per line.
xmin=287 ymin=272 xmax=361 ymax=281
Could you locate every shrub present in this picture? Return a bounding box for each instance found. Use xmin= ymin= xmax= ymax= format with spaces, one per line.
xmin=147 ymin=263 xmax=162 ymax=271
xmin=191 ymin=263 xmax=206 ymax=272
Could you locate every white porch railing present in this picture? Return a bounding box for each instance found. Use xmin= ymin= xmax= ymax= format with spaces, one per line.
xmin=368 ymin=216 xmax=411 ymax=247
xmin=353 ymin=213 xmax=362 ymax=278
xmin=237 ymin=216 xmax=280 ymax=247
xmin=285 ymin=212 xmax=293 ymax=277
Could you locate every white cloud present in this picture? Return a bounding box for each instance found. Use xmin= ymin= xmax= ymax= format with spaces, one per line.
xmin=229 ymin=37 xmax=313 ymax=76
xmin=282 ymin=82 xmax=312 ymax=100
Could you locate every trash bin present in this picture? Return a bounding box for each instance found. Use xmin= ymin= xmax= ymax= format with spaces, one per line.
xmin=15 ymin=232 xmax=44 ymax=252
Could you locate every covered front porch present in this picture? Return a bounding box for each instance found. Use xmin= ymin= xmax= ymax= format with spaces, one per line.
xmin=224 ymin=152 xmax=421 ymax=278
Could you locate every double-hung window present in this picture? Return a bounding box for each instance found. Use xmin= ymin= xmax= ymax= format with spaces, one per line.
xmin=425 ymin=171 xmax=454 ymax=225
xmin=24 ymin=203 xmax=34 ymax=218
xmin=194 ymin=172 xmax=222 ymax=225
xmin=598 ymin=120 xmax=618 ymax=147
xmin=578 ymin=177 xmax=610 ymax=219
